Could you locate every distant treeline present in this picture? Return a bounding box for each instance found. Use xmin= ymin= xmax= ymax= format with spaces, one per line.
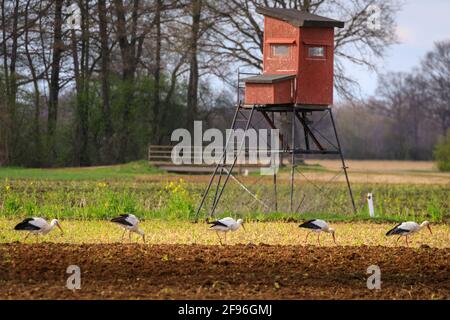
xmin=337 ymin=41 xmax=450 ymax=160
xmin=1 ymin=1 xmax=448 ymax=166
xmin=0 ymin=0 xmax=402 ymax=167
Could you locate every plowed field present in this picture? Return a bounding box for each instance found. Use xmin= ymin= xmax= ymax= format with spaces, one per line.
xmin=0 ymin=244 xmax=448 ymax=300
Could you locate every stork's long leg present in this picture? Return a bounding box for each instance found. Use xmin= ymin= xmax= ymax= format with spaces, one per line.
xmin=305 ymin=232 xmax=312 ymax=245
xmin=317 ymin=233 xmax=321 ymax=247
xmin=216 ymin=232 xmax=223 ymax=246
xmin=224 ymin=232 xmax=227 ymax=245
xmin=396 ymin=236 xmax=402 ymax=246
xmin=406 ymin=236 xmax=409 ymax=247
xmin=24 ymin=232 xmax=31 ymax=241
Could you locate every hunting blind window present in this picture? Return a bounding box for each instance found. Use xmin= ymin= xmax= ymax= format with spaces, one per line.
xmin=272 ymin=45 xmax=290 ymax=57
xmin=308 ymin=46 xmax=325 ymax=58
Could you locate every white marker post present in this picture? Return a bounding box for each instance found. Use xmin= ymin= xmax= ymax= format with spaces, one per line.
xmin=367 ymin=193 xmax=375 ymax=218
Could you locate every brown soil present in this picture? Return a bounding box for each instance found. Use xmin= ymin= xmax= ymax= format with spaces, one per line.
xmin=0 ymin=244 xmax=448 ymax=300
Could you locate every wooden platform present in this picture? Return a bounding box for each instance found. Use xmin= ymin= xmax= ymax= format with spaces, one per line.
xmin=240 ymin=104 xmax=330 ymax=112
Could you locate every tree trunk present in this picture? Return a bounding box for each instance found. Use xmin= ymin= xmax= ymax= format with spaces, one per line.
xmin=7 ymin=0 xmax=20 ymax=164
xmin=113 ymin=0 xmax=139 ymax=162
xmin=302 ymin=0 xmax=311 ymax=11
xmin=186 ymin=0 xmax=202 ymax=131
xmin=0 ymin=0 xmax=20 ymax=164
xmin=0 ymin=0 xmax=10 ymax=164
xmin=71 ymin=1 xmax=90 ymax=167
xmin=114 ymin=0 xmax=137 ymax=80
xmin=24 ymin=0 xmax=42 ymax=166
xmin=77 ymin=0 xmax=90 ymax=166
xmin=152 ymin=0 xmax=162 ymax=144
xmin=47 ymin=0 xmax=64 ymax=163
xmin=98 ymin=0 xmax=112 ymax=142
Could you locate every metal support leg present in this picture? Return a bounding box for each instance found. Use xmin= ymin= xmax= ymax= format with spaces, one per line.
xmin=329 ymin=109 xmax=357 ymax=214
xmin=302 ymin=112 xmax=310 ymax=151
xmin=209 ymin=106 xmax=256 ymax=218
xmin=273 ymin=172 xmax=278 ymax=212
xmin=272 ymin=112 xmax=278 ymax=212
xmin=295 ymin=111 xmax=324 ymax=151
xmin=290 ymin=109 xmax=296 ymax=212
xmin=195 ymin=104 xmax=241 ymax=222
xmin=210 ymin=169 xmax=224 ymax=214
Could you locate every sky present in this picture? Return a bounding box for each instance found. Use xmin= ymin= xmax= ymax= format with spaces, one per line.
xmin=350 ymin=0 xmax=450 ymax=98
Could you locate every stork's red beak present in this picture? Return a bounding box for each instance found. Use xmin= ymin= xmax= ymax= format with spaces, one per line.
xmin=332 ymin=232 xmax=337 ymax=245
xmin=57 ymin=223 xmax=64 ymax=235
xmin=427 ymin=225 xmax=433 ymax=235
xmin=242 ymin=223 xmax=246 ymax=232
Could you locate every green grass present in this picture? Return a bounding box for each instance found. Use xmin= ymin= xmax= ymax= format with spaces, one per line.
xmin=0 ymin=163 xmax=448 ymax=223
xmin=0 ymin=178 xmax=448 ymax=223
xmin=0 ymin=161 xmax=163 ymax=181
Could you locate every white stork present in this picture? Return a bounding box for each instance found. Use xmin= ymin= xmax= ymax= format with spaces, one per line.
xmin=386 ymin=221 xmax=432 ymax=247
xmin=14 ymin=217 xmax=64 ymax=240
xmin=299 ymin=219 xmax=336 ymax=246
xmin=111 ymin=214 xmax=146 ymax=243
xmin=209 ymin=217 xmax=245 ymax=245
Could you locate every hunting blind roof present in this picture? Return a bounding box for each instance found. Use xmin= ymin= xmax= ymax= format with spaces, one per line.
xmin=256 ymin=7 xmax=345 ymax=29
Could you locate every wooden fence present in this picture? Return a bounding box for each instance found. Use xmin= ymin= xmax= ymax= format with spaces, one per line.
xmin=148 ymin=145 xmax=279 ymax=172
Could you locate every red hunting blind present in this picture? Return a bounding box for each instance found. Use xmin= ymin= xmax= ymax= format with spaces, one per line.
xmin=196 ymin=8 xmax=356 ymax=220
xmin=244 ymin=7 xmax=344 ymax=107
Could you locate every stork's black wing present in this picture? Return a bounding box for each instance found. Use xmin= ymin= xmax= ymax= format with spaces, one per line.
xmin=386 ymin=224 xmax=409 ymax=236
xmin=111 ymin=214 xmax=133 ymax=226
xmin=209 ymin=220 xmax=228 ymax=228
xmin=14 ymin=218 xmax=41 ymax=231
xmin=299 ymin=220 xmax=322 ymax=230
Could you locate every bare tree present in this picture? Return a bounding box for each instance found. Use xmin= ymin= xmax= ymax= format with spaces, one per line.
xmin=186 ymin=0 xmax=202 ymax=130
xmin=113 ymin=0 xmax=155 ymax=161
xmin=47 ymin=0 xmax=64 ymax=160
xmin=70 ymin=0 xmax=92 ymax=166
xmin=0 ymin=0 xmax=21 ymax=164
xmin=0 ymin=0 xmax=11 ymax=164
xmin=421 ymin=40 xmax=450 ymax=136
xmin=97 ymin=0 xmax=112 ymax=139
xmin=152 ymin=0 xmax=163 ymax=143
xmin=206 ymin=0 xmax=401 ymax=99
xmin=24 ymin=0 xmax=43 ymax=165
